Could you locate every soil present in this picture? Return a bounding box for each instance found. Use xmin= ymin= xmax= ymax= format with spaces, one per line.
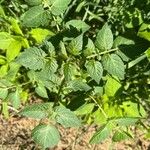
xmin=0 ymin=100 xmax=150 ymax=150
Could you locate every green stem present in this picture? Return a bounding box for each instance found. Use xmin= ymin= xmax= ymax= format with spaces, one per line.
xmin=89 ymin=96 xmax=108 ymax=119
xmin=87 ymin=48 xmax=118 ymax=59
xmin=82 ymin=7 xmax=89 ymax=21
xmin=0 ymin=81 xmax=31 ymax=90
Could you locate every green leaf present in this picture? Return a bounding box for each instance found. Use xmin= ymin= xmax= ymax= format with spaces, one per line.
xmin=32 ymin=124 xmax=60 ymax=148
xmin=102 ymin=54 xmax=125 ymax=80
xmin=67 ymin=34 xmax=83 ymax=56
xmin=85 ymin=60 xmax=103 ymax=84
xmin=55 ymin=106 xmax=81 ymax=128
xmin=7 ymin=89 xmax=20 ymax=109
xmin=59 ymin=41 xmax=68 ymax=59
xmin=19 ymin=103 xmax=53 ymax=119
xmin=44 ymin=58 xmax=58 ymax=75
xmin=6 ymin=62 xmax=20 ymax=81
xmin=0 ymin=55 xmax=6 ymax=65
xmin=112 ymin=131 xmax=132 ymax=142
xmin=25 ymin=0 xmax=42 ymax=6
xmin=95 ymin=23 xmax=113 ymax=51
xmin=35 ymin=84 xmax=48 ymax=98
xmin=138 ymin=23 xmax=150 ymax=41
xmin=112 ymin=117 xmax=139 ymax=126
xmin=83 ymin=38 xmax=95 ymax=57
xmin=16 ymin=47 xmax=46 ymax=70
xmin=9 ymin=18 xmax=23 ymax=35
xmin=2 ymin=102 xmax=9 ymax=119
xmin=21 ymin=6 xmax=50 ymax=27
xmin=49 ymin=0 xmax=72 ymax=15
xmin=44 ymin=41 xmax=56 ymax=57
xmin=113 ymin=36 xmax=135 ymax=48
xmin=0 ymin=5 xmax=5 ymax=17
xmin=0 ymin=80 xmax=10 ymax=99
xmin=90 ymin=125 xmax=111 ymax=144
xmin=145 ymin=48 xmax=150 ymax=61
xmin=0 ymin=64 xmax=8 ymax=78
xmin=0 ymin=32 xmax=14 ymax=51
xmin=69 ymin=79 xmax=91 ymax=92
xmin=63 ymin=63 xmax=78 ymax=81
xmin=6 ymin=39 xmax=22 ymax=62
xmin=75 ymin=103 xmax=95 ymax=115
xmin=105 ymin=76 xmax=121 ymax=97
xmin=121 ymin=101 xmax=146 ymax=117
xmin=30 ymin=28 xmax=55 ymax=44
xmin=65 ymin=20 xmax=90 ymax=32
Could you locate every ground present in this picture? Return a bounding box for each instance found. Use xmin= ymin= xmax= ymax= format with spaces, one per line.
xmin=0 ymin=113 xmax=150 ymax=150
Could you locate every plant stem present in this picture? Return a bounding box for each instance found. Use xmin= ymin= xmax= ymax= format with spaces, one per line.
xmin=87 ymin=48 xmax=118 ymax=59
xmin=0 ymin=81 xmax=31 ymax=90
xmin=89 ymin=96 xmax=108 ymax=119
xmin=82 ymin=7 xmax=89 ymax=21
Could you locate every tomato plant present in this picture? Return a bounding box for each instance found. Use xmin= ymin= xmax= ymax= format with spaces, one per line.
xmin=0 ymin=0 xmax=150 ymax=149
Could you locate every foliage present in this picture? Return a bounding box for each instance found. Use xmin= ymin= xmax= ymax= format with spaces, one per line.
xmin=0 ymin=0 xmax=150 ymax=149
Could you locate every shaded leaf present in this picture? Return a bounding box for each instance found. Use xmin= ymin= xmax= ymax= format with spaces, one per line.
xmin=66 ymin=20 xmax=90 ymax=32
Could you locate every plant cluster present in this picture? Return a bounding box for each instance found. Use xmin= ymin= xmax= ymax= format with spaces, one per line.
xmin=0 ymin=0 xmax=150 ymax=149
